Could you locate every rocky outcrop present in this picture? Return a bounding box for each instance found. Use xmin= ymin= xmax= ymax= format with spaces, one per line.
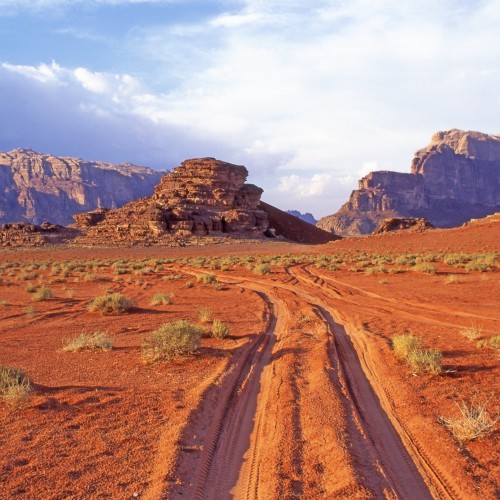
xmin=0 ymin=149 xmax=165 ymax=226
xmin=0 ymin=222 xmax=78 ymax=247
xmin=373 ymin=218 xmax=434 ymax=235
xmin=74 ymin=158 xmax=271 ymax=245
xmin=286 ymin=210 xmax=318 ymax=225
xmin=317 ymin=130 xmax=500 ymax=236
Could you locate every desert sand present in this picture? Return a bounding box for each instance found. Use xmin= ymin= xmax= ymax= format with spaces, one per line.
xmin=0 ymin=217 xmax=498 ymax=499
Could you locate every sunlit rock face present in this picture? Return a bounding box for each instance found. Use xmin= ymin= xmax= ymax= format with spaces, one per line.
xmin=0 ymin=149 xmax=164 ymax=225
xmin=317 ymin=129 xmax=500 ymax=236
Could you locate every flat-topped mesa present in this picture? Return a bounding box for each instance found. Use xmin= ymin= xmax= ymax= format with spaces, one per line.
xmin=74 ymin=157 xmax=270 ymax=243
xmin=317 ymin=129 xmax=500 ymax=236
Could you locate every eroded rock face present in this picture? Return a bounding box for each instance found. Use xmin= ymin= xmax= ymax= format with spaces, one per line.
xmin=0 ymin=149 xmax=165 ymax=226
xmin=373 ymin=218 xmax=434 ymax=235
xmin=0 ymin=222 xmax=77 ymax=247
xmin=317 ymin=129 xmax=500 ymax=236
xmin=74 ymin=158 xmax=270 ymax=245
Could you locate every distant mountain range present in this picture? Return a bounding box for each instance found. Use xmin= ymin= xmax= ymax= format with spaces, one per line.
xmin=286 ymin=210 xmax=317 ymax=225
xmin=0 ymin=149 xmax=165 ymax=226
xmin=317 ymin=129 xmax=500 ymax=236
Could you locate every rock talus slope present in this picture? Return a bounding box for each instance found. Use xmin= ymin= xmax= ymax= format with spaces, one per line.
xmin=0 ymin=149 xmax=165 ymax=225
xmin=317 ymin=129 xmax=500 ymax=236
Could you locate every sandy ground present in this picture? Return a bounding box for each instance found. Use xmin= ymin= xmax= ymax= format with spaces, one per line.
xmin=0 ymin=219 xmax=498 ymax=499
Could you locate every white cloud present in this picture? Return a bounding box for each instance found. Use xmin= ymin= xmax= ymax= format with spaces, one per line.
xmin=1 ymin=61 xmax=64 ymax=84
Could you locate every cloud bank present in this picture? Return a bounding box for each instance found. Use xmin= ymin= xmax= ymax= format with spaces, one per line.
xmin=1 ymin=0 xmax=500 ymax=216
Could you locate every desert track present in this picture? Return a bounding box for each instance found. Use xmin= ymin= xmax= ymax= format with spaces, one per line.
xmin=163 ymin=266 xmax=474 ymax=499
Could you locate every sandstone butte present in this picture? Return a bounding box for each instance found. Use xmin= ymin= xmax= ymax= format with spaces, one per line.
xmin=317 ymin=129 xmax=500 ymax=236
xmin=0 ymin=148 xmax=164 ymax=226
xmin=72 ymin=157 xmax=337 ymax=246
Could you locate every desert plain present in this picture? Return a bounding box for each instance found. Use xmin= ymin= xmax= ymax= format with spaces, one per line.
xmin=0 ymin=216 xmax=498 ymax=499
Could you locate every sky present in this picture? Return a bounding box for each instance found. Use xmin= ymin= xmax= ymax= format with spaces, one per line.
xmin=1 ymin=0 xmax=499 ymax=217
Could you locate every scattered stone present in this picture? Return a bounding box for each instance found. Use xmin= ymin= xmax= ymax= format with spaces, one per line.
xmin=373 ymin=218 xmax=434 ymax=234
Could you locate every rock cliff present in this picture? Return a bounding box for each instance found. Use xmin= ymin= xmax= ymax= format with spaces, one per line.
xmin=73 ymin=158 xmax=271 ymax=245
xmin=0 ymin=149 xmax=165 ymax=225
xmin=317 ymin=129 xmax=500 ymax=236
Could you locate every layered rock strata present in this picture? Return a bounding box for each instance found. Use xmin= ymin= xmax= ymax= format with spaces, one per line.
xmin=0 ymin=149 xmax=165 ymax=226
xmin=373 ymin=218 xmax=434 ymax=235
xmin=74 ymin=158 xmax=270 ymax=245
xmin=317 ymin=130 xmax=500 ymax=236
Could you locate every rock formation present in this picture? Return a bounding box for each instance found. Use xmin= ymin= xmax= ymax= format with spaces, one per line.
xmin=0 ymin=149 xmax=165 ymax=226
xmin=0 ymin=222 xmax=77 ymax=247
xmin=286 ymin=210 xmax=318 ymax=225
xmin=317 ymin=129 xmax=500 ymax=236
xmin=373 ymin=218 xmax=434 ymax=235
xmin=73 ymin=158 xmax=271 ymax=245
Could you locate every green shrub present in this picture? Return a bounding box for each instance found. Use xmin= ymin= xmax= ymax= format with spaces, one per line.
xmin=197 ymin=307 xmax=213 ymax=324
xmin=392 ymin=334 xmax=421 ymax=359
xmin=142 ymin=320 xmax=203 ymax=362
xmin=63 ymin=331 xmax=113 ymax=351
xmin=197 ymin=273 xmax=217 ymax=284
xmin=32 ymin=286 xmax=53 ymax=302
xmin=150 ymin=292 xmax=174 ymax=306
xmin=465 ymin=261 xmax=490 ymax=272
xmin=412 ymin=262 xmax=436 ymax=274
xmin=407 ymin=348 xmax=442 ymax=374
xmin=490 ymin=335 xmax=500 ymax=349
xmin=88 ymin=293 xmax=135 ymax=315
xmin=212 ymin=319 xmax=230 ymax=338
xmin=0 ymin=365 xmax=31 ymax=405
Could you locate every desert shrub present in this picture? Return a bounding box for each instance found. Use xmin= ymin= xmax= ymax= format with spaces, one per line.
xmin=88 ymin=293 xmax=134 ymax=315
xmin=365 ymin=266 xmax=387 ymax=274
xmin=197 ymin=307 xmax=213 ymax=324
xmin=197 ymin=273 xmax=217 ymax=284
xmin=19 ymin=272 xmax=38 ymax=281
xmin=0 ymin=365 xmax=31 ymax=405
xmin=163 ymin=274 xmax=183 ymax=282
xmin=150 ymin=292 xmax=174 ymax=306
xmin=25 ymin=283 xmax=37 ymax=293
xmin=254 ymin=263 xmax=271 ymax=275
xmin=440 ymin=397 xmax=499 ymax=443
xmin=32 ymin=286 xmax=53 ymax=302
xmin=490 ymin=335 xmax=500 ymax=349
xmin=186 ymin=280 xmax=195 ymax=288
xmin=412 ymin=262 xmax=436 ymax=274
xmin=444 ymin=274 xmax=463 ymax=285
xmin=63 ymin=331 xmax=113 ymax=351
xmin=142 ymin=320 xmax=203 ymax=362
xmin=392 ymin=334 xmax=421 ymax=359
xmin=407 ymin=348 xmax=442 ymax=374
xmin=211 ymin=319 xmax=230 ymax=338
xmin=465 ymin=261 xmax=490 ymax=272
xmin=460 ymin=325 xmax=482 ymax=341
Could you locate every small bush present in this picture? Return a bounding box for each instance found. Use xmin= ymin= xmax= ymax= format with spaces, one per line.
xmin=197 ymin=273 xmax=217 ymax=284
xmin=142 ymin=320 xmax=203 ymax=362
xmin=88 ymin=293 xmax=135 ymax=315
xmin=186 ymin=280 xmax=195 ymax=288
xmin=412 ymin=262 xmax=436 ymax=274
xmin=444 ymin=274 xmax=463 ymax=285
xmin=63 ymin=331 xmax=113 ymax=351
xmin=212 ymin=319 xmax=230 ymax=338
xmin=490 ymin=335 xmax=500 ymax=349
xmin=32 ymin=286 xmax=53 ymax=302
xmin=254 ymin=263 xmax=271 ymax=275
xmin=392 ymin=334 xmax=421 ymax=359
xmin=440 ymin=397 xmax=499 ymax=443
xmin=25 ymin=283 xmax=37 ymax=293
xmin=465 ymin=261 xmax=490 ymax=272
xmin=150 ymin=292 xmax=174 ymax=306
xmin=460 ymin=325 xmax=482 ymax=341
xmin=197 ymin=307 xmax=213 ymax=324
xmin=407 ymin=348 xmax=442 ymax=374
xmin=0 ymin=365 xmax=31 ymax=405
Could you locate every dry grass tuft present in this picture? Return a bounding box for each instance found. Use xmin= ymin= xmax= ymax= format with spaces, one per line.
xmin=150 ymin=292 xmax=174 ymax=306
xmin=460 ymin=325 xmax=482 ymax=341
xmin=211 ymin=319 xmax=230 ymax=338
xmin=0 ymin=365 xmax=32 ymax=406
xmin=88 ymin=293 xmax=134 ymax=315
xmin=63 ymin=331 xmax=114 ymax=352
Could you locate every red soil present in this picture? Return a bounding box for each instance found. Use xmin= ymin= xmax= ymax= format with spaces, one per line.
xmin=0 ymin=219 xmax=498 ymax=498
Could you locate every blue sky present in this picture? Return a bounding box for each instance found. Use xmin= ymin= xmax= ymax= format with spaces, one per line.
xmin=1 ymin=0 xmax=499 ymax=217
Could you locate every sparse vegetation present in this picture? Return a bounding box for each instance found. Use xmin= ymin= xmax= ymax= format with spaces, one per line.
xmin=444 ymin=274 xmax=463 ymax=285
xmin=460 ymin=325 xmax=482 ymax=341
xmin=490 ymin=335 xmax=500 ymax=349
xmin=142 ymin=320 xmax=203 ymax=362
xmin=197 ymin=307 xmax=213 ymax=324
xmin=392 ymin=334 xmax=442 ymax=374
xmin=440 ymin=396 xmax=499 ymax=443
xmin=197 ymin=273 xmax=217 ymax=284
xmin=186 ymin=280 xmax=195 ymax=288
xmin=254 ymin=263 xmax=271 ymax=275
xmin=150 ymin=292 xmax=174 ymax=306
xmin=392 ymin=334 xmax=421 ymax=359
xmin=32 ymin=286 xmax=53 ymax=302
xmin=211 ymin=319 xmax=230 ymax=338
xmin=412 ymin=262 xmax=436 ymax=274
xmin=63 ymin=331 xmax=114 ymax=351
xmin=88 ymin=293 xmax=135 ymax=315
xmin=0 ymin=365 xmax=31 ymax=406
